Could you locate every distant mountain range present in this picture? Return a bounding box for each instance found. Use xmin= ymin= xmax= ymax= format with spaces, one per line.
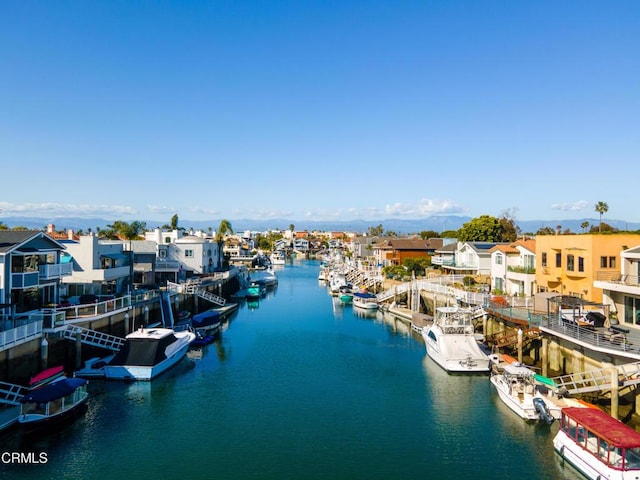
xmin=2 ymin=215 xmax=639 ymax=235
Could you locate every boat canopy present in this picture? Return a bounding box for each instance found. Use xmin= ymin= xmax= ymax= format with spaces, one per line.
xmin=193 ymin=309 xmax=221 ymax=327
xmin=562 ymin=407 xmax=640 ymax=448
xmin=109 ymin=334 xmax=177 ymax=367
xmin=353 ymin=292 xmax=377 ymax=300
xmin=20 ymin=378 xmax=87 ymax=404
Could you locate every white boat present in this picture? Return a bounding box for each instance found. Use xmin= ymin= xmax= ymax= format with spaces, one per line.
xmin=250 ymin=267 xmax=278 ymax=288
xmin=85 ymin=328 xmax=195 ymax=381
xmin=269 ymin=250 xmax=286 ymax=265
xmin=490 ymin=363 xmax=559 ymax=423
xmin=18 ymin=376 xmax=89 ymax=433
xmin=352 ymin=291 xmax=379 ymax=310
xmin=421 ymin=306 xmax=490 ymax=373
xmin=553 ymin=407 xmax=640 ymax=479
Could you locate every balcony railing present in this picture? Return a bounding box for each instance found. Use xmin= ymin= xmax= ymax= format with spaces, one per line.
xmin=39 ymin=263 xmax=73 ymax=280
xmin=595 ymin=271 xmax=640 ymax=286
xmin=0 ymin=321 xmax=43 ymax=353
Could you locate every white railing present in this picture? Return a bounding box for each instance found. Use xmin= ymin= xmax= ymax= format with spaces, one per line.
xmin=0 ymin=321 xmax=43 ymax=352
xmin=39 ymin=263 xmax=73 ymax=279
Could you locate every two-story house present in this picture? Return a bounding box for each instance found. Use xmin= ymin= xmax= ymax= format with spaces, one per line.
xmin=60 ymin=234 xmax=132 ymax=299
xmin=594 ymin=244 xmax=640 ymax=329
xmin=0 ymin=231 xmax=71 ymax=316
xmin=535 ymin=233 xmax=640 ymax=303
xmin=489 ymin=239 xmax=536 ymax=296
xmin=373 ymin=238 xmax=444 ymax=267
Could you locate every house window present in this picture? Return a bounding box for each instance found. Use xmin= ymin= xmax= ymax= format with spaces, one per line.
xmin=541 ymin=252 xmax=547 ymax=267
xmin=159 ymin=250 xmax=166 ymax=258
xmin=567 ymin=255 xmax=574 ymax=271
xmin=555 ymin=253 xmax=561 ymax=268
xmin=164 ymin=236 xmax=171 ymax=244
xmin=185 ymin=249 xmax=194 ymax=258
xmin=523 ymin=254 xmax=535 ymax=270
xmin=495 ymin=254 xmax=503 ymax=265
xmin=601 ymin=256 xmax=617 ymax=268
xmin=578 ymin=257 xmax=584 ymax=272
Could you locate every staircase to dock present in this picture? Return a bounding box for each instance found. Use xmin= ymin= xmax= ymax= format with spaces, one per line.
xmin=62 ymin=325 xmax=124 ymax=352
xmin=0 ymin=381 xmax=27 ymax=406
xmin=551 ymin=361 xmax=640 ymax=395
xmin=194 ymin=288 xmax=226 ymax=306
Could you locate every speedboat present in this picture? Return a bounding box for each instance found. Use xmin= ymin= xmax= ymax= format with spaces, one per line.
xmin=338 ymin=284 xmax=354 ymax=304
xmin=490 ymin=363 xmax=558 ymax=423
xmin=18 ymin=375 xmax=89 ymax=433
xmin=554 ymin=407 xmax=640 ymax=479
xmin=421 ymin=306 xmax=490 ymax=373
xmin=81 ymin=328 xmax=195 ymax=381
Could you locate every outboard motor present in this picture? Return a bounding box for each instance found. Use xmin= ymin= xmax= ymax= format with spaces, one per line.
xmin=533 ymin=397 xmax=554 ymax=424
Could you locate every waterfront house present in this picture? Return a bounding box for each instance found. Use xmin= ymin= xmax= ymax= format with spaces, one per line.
xmin=172 ymin=234 xmax=220 ymax=277
xmin=0 ymin=231 xmax=71 ymax=318
xmin=60 ymin=234 xmax=132 ymax=299
xmin=489 ymin=239 xmax=536 ymax=297
xmin=535 ymin=233 xmax=640 ymax=303
xmin=594 ymin=244 xmax=640 ymax=330
xmin=438 ymin=241 xmax=503 ymax=277
xmin=293 ymin=238 xmax=310 ymax=252
xmin=372 ymin=238 xmax=444 ymax=267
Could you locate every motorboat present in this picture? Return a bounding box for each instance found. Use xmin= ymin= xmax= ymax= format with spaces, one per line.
xmin=352 ymin=291 xmax=379 ymax=310
xmin=553 ymin=407 xmax=640 ymax=479
xmin=192 ymin=309 xmax=222 ymax=334
xmin=246 ymin=281 xmax=266 ymax=300
xmin=338 ymin=284 xmax=354 ymax=304
xmin=18 ymin=375 xmax=89 ymax=433
xmin=490 ymin=363 xmax=559 ymax=423
xmin=269 ymin=250 xmax=286 ymax=265
xmin=78 ymin=328 xmax=195 ymax=381
xmin=251 ymin=268 xmax=278 ymax=288
xmin=421 ymin=306 xmax=490 ymax=373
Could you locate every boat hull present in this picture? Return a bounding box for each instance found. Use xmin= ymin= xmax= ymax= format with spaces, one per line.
xmin=102 ymin=341 xmax=191 ymax=381
xmin=554 ymin=431 xmax=621 ymax=480
xmin=19 ymin=395 xmax=88 ymax=434
xmin=490 ymin=375 xmax=549 ymax=420
xmin=422 ymin=327 xmax=490 ymax=373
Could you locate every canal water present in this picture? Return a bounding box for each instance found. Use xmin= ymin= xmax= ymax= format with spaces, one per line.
xmin=2 ymin=260 xmax=583 ymax=480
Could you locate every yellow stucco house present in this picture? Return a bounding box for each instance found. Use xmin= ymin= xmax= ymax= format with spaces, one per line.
xmin=536 ymin=233 xmax=640 ymax=303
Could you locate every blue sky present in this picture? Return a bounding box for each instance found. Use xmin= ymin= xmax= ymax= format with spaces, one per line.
xmin=1 ymin=1 xmax=638 ymax=225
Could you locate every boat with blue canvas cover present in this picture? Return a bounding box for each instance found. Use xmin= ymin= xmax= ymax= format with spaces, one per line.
xmin=352 ymin=291 xmax=379 ymax=310
xmin=19 ymin=377 xmax=89 ymax=433
xmin=192 ymin=309 xmax=222 ymax=333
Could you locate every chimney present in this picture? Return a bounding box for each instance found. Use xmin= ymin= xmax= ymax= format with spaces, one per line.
xmin=47 ymin=224 xmax=55 ymax=233
xmin=68 ymin=229 xmax=74 ymax=240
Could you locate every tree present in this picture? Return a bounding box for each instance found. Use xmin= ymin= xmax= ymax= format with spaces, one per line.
xmin=419 ymin=230 xmax=440 ymax=239
xmin=367 ymin=224 xmax=384 ymax=237
xmin=580 ymin=221 xmax=589 ymax=233
xmin=171 ymin=214 xmax=179 ymax=230
xmin=458 ymin=215 xmax=504 ymax=242
xmin=440 ymin=229 xmax=460 ymax=238
xmin=595 ymin=201 xmax=609 ymax=232
xmin=215 ymin=219 xmax=233 ymax=270
xmin=536 ymin=226 xmax=555 ymax=235
xmin=499 ymin=216 xmax=519 ymax=242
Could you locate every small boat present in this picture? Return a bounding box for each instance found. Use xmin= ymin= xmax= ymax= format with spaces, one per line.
xmin=29 ymin=365 xmax=65 ymax=389
xmin=18 ymin=376 xmax=89 ymax=433
xmin=338 ymin=284 xmax=354 ymax=304
xmin=352 ymin=291 xmax=379 ymax=310
xmin=192 ymin=309 xmax=222 ymax=333
xmin=553 ymin=407 xmax=640 ymax=479
xmin=78 ymin=328 xmax=195 ymax=381
xmin=421 ymin=306 xmax=490 ymax=373
xmin=246 ymin=281 xmax=266 ymax=300
xmin=490 ymin=363 xmax=558 ymax=423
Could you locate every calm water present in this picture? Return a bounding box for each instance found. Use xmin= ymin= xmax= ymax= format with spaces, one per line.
xmin=2 ymin=260 xmax=583 ymax=480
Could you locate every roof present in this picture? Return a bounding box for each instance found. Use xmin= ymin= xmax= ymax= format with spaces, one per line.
xmin=0 ymin=231 xmax=66 ymax=254
xmin=562 ymin=407 xmax=640 ymax=448
xmin=20 ymin=378 xmax=87 ymax=404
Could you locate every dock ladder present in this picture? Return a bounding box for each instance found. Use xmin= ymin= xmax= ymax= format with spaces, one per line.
xmin=62 ymin=325 xmax=124 ymax=352
xmin=551 ymin=361 xmax=640 ymax=395
xmin=0 ymin=381 xmax=28 ymax=406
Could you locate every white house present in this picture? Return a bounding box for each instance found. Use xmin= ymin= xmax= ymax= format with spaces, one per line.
xmin=595 ymin=245 xmax=640 ymax=327
xmin=489 ymin=239 xmax=536 ymax=296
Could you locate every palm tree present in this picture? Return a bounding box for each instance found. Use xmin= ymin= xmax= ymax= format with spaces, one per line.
xmin=580 ymin=221 xmax=589 ymax=233
xmin=215 ymin=219 xmax=233 ymax=270
xmin=594 ymin=201 xmax=609 ymax=232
